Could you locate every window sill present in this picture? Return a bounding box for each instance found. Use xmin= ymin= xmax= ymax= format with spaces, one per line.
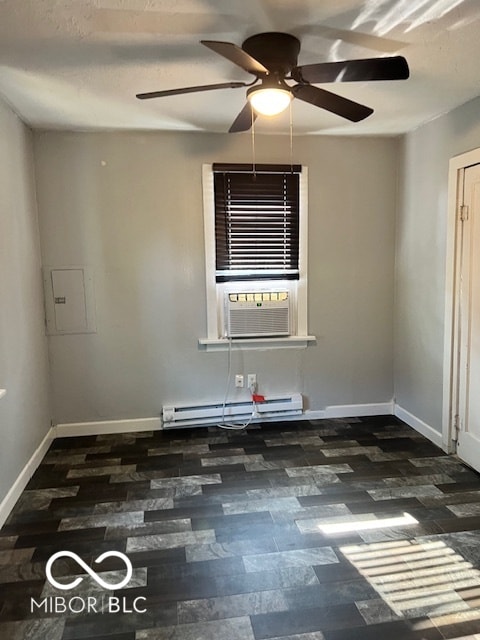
xmin=198 ymin=336 xmax=316 ymax=351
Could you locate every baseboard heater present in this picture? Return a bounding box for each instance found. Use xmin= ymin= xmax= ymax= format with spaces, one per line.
xmin=162 ymin=393 xmax=303 ymax=429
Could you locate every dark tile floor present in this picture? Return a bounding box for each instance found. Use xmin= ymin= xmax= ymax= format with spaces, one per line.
xmin=2 ymin=416 xmax=480 ymax=639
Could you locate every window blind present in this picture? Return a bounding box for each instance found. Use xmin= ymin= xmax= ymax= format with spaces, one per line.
xmin=213 ymin=163 xmax=301 ymax=282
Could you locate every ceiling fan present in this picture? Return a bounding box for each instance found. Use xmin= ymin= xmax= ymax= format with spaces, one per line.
xmin=136 ymin=32 xmax=409 ymax=132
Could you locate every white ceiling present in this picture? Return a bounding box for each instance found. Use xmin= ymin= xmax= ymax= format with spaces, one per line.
xmin=1 ymin=0 xmax=480 ymax=135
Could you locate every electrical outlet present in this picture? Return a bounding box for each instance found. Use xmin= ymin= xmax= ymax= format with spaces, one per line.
xmin=235 ymin=374 xmax=244 ymax=388
xmin=247 ymin=373 xmax=257 ymax=389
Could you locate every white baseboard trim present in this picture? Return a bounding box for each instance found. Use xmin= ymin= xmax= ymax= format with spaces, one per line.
xmin=54 ymin=408 xmax=444 ymax=452
xmin=54 ymin=404 xmax=397 ymax=437
xmin=323 ymin=402 xmax=394 ymax=419
xmin=0 ymin=427 xmax=55 ymax=528
xmin=54 ymin=417 xmax=162 ymax=438
xmin=394 ymin=404 xmax=444 ymax=450
xmin=51 ymin=408 xmax=445 ymax=445
xmin=303 ymin=410 xmax=327 ymax=420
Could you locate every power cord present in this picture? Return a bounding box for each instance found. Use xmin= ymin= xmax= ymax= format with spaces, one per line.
xmin=215 ymin=337 xmax=256 ymax=431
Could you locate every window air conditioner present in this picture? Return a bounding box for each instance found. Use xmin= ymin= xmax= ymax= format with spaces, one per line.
xmin=224 ymin=291 xmax=290 ymax=338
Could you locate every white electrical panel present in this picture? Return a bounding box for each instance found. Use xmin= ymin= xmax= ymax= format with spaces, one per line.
xmin=225 ymin=291 xmax=290 ymax=338
xmin=43 ymin=266 xmax=96 ymax=335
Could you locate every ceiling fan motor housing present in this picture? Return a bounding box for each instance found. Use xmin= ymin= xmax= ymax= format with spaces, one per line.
xmin=242 ymin=32 xmax=301 ymax=75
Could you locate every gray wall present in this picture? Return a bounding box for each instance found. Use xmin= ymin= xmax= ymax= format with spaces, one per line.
xmin=0 ymin=99 xmax=51 ymax=504
xmin=395 ymin=95 xmax=480 ymax=432
xmin=33 ymin=131 xmax=398 ymax=424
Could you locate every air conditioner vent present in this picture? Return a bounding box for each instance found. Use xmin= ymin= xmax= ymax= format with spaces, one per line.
xmin=225 ymin=291 xmax=290 ymax=338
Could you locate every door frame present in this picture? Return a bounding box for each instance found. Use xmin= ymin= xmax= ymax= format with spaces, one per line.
xmin=443 ymin=147 xmax=480 ymax=452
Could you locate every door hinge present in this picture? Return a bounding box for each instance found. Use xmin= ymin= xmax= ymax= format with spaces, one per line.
xmin=459 ymin=204 xmax=469 ymax=222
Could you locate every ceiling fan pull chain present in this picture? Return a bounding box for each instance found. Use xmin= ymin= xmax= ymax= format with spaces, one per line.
xmin=251 ymin=108 xmax=256 ymax=180
xmin=289 ymin=99 xmax=294 ymax=172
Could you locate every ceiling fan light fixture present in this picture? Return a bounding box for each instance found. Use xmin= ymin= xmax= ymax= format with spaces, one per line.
xmin=247 ymin=86 xmax=292 ymax=116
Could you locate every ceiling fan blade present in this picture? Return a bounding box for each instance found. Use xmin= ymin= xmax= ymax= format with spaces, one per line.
xmin=229 ymin=103 xmax=257 ymax=133
xmin=292 ymin=56 xmax=409 ymax=84
xmin=136 ymin=81 xmax=247 ymax=100
xmin=292 ymin=84 xmax=373 ymax=122
xmin=201 ymin=40 xmax=269 ymax=75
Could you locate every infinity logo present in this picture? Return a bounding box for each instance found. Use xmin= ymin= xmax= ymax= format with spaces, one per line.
xmin=46 ymin=551 xmax=133 ymax=591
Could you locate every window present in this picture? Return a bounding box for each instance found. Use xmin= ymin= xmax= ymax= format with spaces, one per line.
xmin=201 ymin=163 xmax=312 ymax=348
xmin=213 ymin=164 xmax=301 ymax=282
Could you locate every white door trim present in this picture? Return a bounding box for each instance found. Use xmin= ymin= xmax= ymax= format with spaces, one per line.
xmin=443 ymin=147 xmax=480 ymax=452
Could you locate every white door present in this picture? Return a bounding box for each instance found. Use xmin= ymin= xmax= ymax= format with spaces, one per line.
xmin=456 ymin=163 xmax=480 ymax=470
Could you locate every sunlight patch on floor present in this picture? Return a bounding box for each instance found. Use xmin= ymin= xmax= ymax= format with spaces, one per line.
xmin=342 ymin=538 xmax=480 ymax=621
